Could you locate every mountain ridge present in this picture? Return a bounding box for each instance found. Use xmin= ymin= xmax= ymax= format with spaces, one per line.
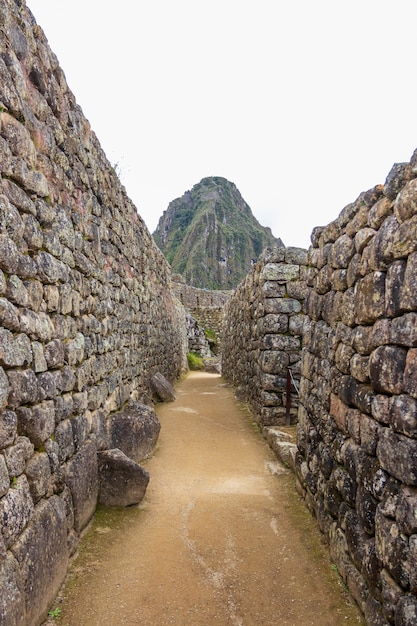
xmin=153 ymin=177 xmax=283 ymax=289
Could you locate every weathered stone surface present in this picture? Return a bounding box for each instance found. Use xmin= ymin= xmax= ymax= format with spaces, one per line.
xmin=265 ymin=297 xmax=301 ymax=314
xmin=0 ymin=409 xmax=16 ymax=447
xmin=261 ymin=263 xmax=299 ymax=282
xmin=98 ymin=449 xmax=150 ymax=507
xmin=65 ymin=441 xmax=98 ymax=533
xmin=403 ymin=348 xmax=417 ymax=398
xmin=11 ymin=496 xmax=68 ymax=626
xmin=0 ymin=554 xmax=26 ymax=626
xmin=16 ymin=401 xmax=55 ymax=447
xmin=108 ymin=402 xmax=161 ymax=462
xmin=396 ymin=486 xmax=417 ymax=535
xmin=369 ymin=345 xmax=407 ymax=395
xmin=0 ymin=298 xmax=20 ymax=332
xmin=3 ymin=437 xmax=34 ymax=477
xmin=390 ymin=395 xmax=417 ymax=437
xmin=0 ymin=475 xmax=34 ymax=548
xmin=377 ymin=428 xmax=417 ymax=486
xmin=394 ymin=176 xmax=417 ymax=221
xmin=7 ymin=369 xmax=39 ymax=409
xmin=150 ymin=372 xmax=177 ymax=402
xmin=400 ymin=251 xmax=417 ymax=310
xmin=395 ymin=595 xmax=417 ymax=626
xmin=390 ymin=313 xmax=417 ymax=347
xmin=25 ymin=453 xmax=51 ymax=503
xmin=355 ymin=272 xmax=386 ymax=324
xmin=375 ymin=508 xmax=410 ymax=589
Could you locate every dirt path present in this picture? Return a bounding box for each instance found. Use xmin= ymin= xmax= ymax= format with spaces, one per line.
xmin=47 ymin=372 xmax=365 ymax=626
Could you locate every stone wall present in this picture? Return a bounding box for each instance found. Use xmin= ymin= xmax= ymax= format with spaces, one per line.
xmin=222 ymin=156 xmax=417 ymax=623
xmin=222 ymin=246 xmax=308 ymax=426
xmin=296 ymin=160 xmax=417 ymax=625
xmin=173 ymin=280 xmax=231 ymax=350
xmin=0 ymin=3 xmax=187 ymax=625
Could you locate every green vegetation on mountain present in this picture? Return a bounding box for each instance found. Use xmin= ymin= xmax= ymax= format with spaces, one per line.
xmin=153 ymin=177 xmax=283 ymax=289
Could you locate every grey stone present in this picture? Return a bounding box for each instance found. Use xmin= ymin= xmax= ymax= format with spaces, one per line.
xmin=394 ymin=176 xmax=417 ymax=220
xmin=400 ymin=251 xmax=417 ymax=311
xmin=265 ymin=297 xmax=301 ymax=314
xmin=108 ymin=402 xmax=161 ymax=462
xmin=395 ymin=595 xmax=417 ymax=626
xmin=0 ymin=554 xmax=26 ymax=626
xmin=11 ymin=496 xmax=68 ymax=626
xmin=16 ymin=401 xmax=55 ymax=447
xmin=0 ymin=234 xmax=19 ymax=273
xmin=0 ymin=475 xmax=34 ymax=548
xmin=377 ymin=428 xmax=417 ymax=486
xmin=7 ymin=370 xmax=39 ymax=409
xmin=98 ymin=449 xmax=150 ymax=507
xmin=25 ymin=453 xmax=51 ymax=503
xmin=0 ymin=409 xmax=16 ymax=447
xmin=6 ymin=274 xmax=28 ymax=306
xmin=65 ymin=440 xmax=98 ymax=532
xmin=261 ymin=262 xmax=299 ymax=282
xmin=0 ymin=297 xmax=20 ymax=331
xmin=404 ymin=348 xmax=417 ymax=398
xmin=3 ymin=436 xmax=33 ymax=476
xmin=0 ymin=455 xmax=9 ymax=497
xmin=35 ymin=250 xmax=66 ymax=284
xmin=31 ymin=341 xmax=47 ymax=373
xmin=355 ymin=271 xmax=386 ymax=324
xmin=261 ymin=350 xmax=289 ymax=375
xmin=150 ymin=372 xmax=177 ymax=402
xmin=0 ymin=329 xmax=31 ymax=367
xmin=390 ymin=313 xmax=417 ymax=348
xmin=369 ymin=345 xmax=407 ymax=394
xmin=390 ymin=395 xmax=417 ymax=437
xmin=396 ymin=486 xmax=417 ymax=535
xmin=55 ymin=419 xmax=75 ymax=462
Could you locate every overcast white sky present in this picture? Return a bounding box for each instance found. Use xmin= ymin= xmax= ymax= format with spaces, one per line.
xmin=28 ymin=0 xmax=417 ymax=249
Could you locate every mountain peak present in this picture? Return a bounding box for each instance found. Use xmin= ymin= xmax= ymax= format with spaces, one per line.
xmin=153 ymin=177 xmax=283 ymax=289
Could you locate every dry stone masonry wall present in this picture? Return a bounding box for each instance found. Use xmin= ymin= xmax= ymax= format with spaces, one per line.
xmin=173 ymin=280 xmax=232 ymax=351
xmin=296 ymin=160 xmax=417 ymax=625
xmin=222 ymin=246 xmax=308 ymax=426
xmin=0 ymin=2 xmax=187 ymax=625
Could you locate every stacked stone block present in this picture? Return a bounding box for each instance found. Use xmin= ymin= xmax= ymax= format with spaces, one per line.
xmin=222 ymin=245 xmax=307 ymax=425
xmin=172 ymin=280 xmax=231 ymax=350
xmin=0 ymin=3 xmax=187 ymax=625
xmin=296 ymin=158 xmax=417 ymax=625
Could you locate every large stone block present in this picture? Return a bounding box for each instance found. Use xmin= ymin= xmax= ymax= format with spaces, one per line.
xmin=0 ymin=475 xmax=34 ymax=548
xmin=16 ymin=401 xmax=55 ymax=447
xmin=264 ymin=297 xmax=301 ymax=315
xmin=10 ymin=496 xmax=68 ymax=626
xmin=65 ymin=440 xmax=98 ymax=533
xmin=98 ymin=449 xmax=150 ymax=507
xmin=260 ymin=262 xmax=299 ymax=282
xmin=395 ymin=595 xmax=417 ymax=626
xmin=261 ymin=350 xmax=289 ymax=375
xmin=390 ymin=394 xmax=417 ymax=437
xmin=377 ymin=428 xmax=417 ymax=486
xmin=0 ymin=409 xmax=17 ymax=447
xmin=150 ymin=372 xmax=176 ymax=402
xmin=108 ymin=402 xmax=161 ymax=462
xmin=0 ymin=366 xmax=10 ymax=410
xmin=400 ymin=251 xmax=417 ymax=311
xmin=7 ymin=369 xmax=39 ymax=409
xmin=369 ymin=345 xmax=407 ymax=394
xmin=355 ymin=271 xmax=386 ymax=324
xmin=404 ymin=348 xmax=417 ymax=398
xmin=375 ymin=508 xmax=409 ymax=589
xmin=0 ymin=554 xmax=26 ymax=626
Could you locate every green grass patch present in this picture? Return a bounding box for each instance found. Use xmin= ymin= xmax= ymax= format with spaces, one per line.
xmin=187 ymin=352 xmax=204 ymax=370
